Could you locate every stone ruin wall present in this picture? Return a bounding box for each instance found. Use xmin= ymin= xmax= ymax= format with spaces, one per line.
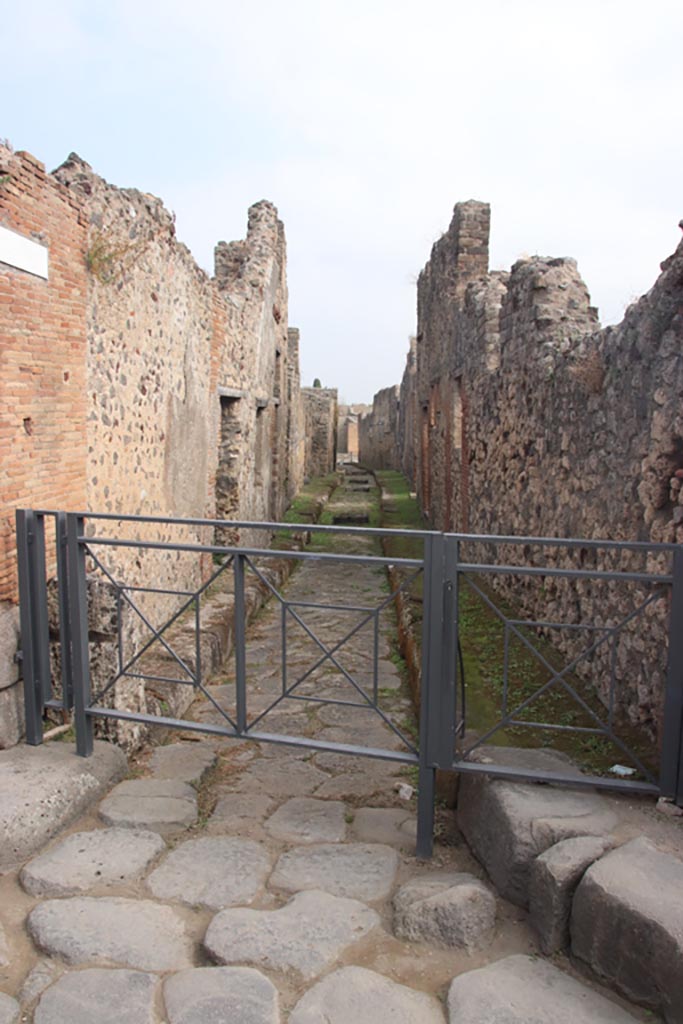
xmin=0 ymin=146 xmax=336 ymax=750
xmin=358 ymin=387 xmax=400 ymax=471
xmin=337 ymin=404 xmax=370 ymax=463
xmin=360 ymin=199 xmax=683 ymax=742
xmin=301 ymin=387 xmax=338 ymax=479
xmin=286 ymin=329 xmax=307 ymax=498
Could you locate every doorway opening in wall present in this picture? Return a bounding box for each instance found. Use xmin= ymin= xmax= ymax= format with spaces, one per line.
xmin=215 ymin=394 xmax=241 ymax=545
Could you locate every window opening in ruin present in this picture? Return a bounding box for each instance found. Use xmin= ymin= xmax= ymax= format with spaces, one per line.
xmin=453 ymin=377 xmax=463 ymax=450
xmin=215 ymin=396 xmax=241 ymax=541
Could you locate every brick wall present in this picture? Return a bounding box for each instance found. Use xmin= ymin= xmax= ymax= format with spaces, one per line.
xmin=0 ymin=147 xmax=89 ymax=746
xmin=0 ymin=148 xmax=88 ymax=601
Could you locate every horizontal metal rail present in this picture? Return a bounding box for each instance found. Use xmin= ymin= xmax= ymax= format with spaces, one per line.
xmin=32 ymin=509 xmax=438 ymax=540
xmin=458 ymin=562 xmax=671 ymax=584
xmin=449 ymin=531 xmax=678 ymax=553
xmin=86 ymin=706 xmax=418 ymax=763
xmin=79 ymin=535 xmax=423 ymax=568
xmin=30 ymin=508 xmax=680 ymax=552
xmin=451 ymin=759 xmax=660 ymax=796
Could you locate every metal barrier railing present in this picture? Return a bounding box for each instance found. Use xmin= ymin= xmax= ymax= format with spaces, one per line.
xmin=15 ymin=509 xmax=683 ymax=857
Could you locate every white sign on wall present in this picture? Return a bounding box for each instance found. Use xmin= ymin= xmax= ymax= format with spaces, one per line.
xmin=0 ymin=224 xmax=49 ymax=279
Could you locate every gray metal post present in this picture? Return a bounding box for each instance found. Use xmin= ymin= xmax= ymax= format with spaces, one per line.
xmin=440 ymin=536 xmax=459 ymax=763
xmin=234 ymin=553 xmax=247 ymax=733
xmin=661 ymin=547 xmax=683 ymax=804
xmin=416 ymin=533 xmax=445 ymax=858
xmin=31 ymin=514 xmax=53 ymax=710
xmin=67 ymin=514 xmax=93 ymax=756
xmin=56 ymin=512 xmax=74 ymax=710
xmin=16 ymin=510 xmax=44 ymax=745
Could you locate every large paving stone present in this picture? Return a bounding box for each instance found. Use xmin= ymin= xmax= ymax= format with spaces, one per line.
xmin=571 ymin=837 xmax=683 ymax=1023
xmin=393 ymin=873 xmax=496 ymax=951
xmin=163 ymin=966 xmax=278 ymax=1024
xmin=0 ymin=741 xmax=127 ymax=870
xmin=33 ymin=968 xmax=157 ymax=1024
xmin=314 ymin=771 xmax=394 ymax=801
xmin=290 ymin=965 xmax=445 ymax=1023
xmin=20 ymin=828 xmax=166 ymax=897
xmin=234 ymin=757 xmax=329 ymax=798
xmin=147 ymin=836 xmax=271 ymax=909
xmin=265 ymin=798 xmax=347 ymax=843
xmin=0 ymin=994 xmax=18 ymax=1024
xmin=350 ymin=807 xmax=416 ymax=848
xmin=530 ymin=834 xmax=612 ymax=953
xmin=204 ymin=889 xmax=380 ymax=980
xmin=99 ymin=778 xmax=197 ymax=834
xmin=28 ymin=897 xmax=193 ymax=971
xmin=270 ymin=843 xmax=398 ymax=901
xmin=149 ymin=742 xmax=216 ymax=783
xmin=447 ymin=955 xmax=640 ymax=1023
xmin=457 ymin=747 xmax=617 ymax=906
xmin=209 ymin=792 xmax=275 ymax=829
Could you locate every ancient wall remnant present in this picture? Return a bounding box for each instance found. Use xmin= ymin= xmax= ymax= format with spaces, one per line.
xmin=0 ymin=144 xmax=328 ymax=749
xmin=301 ymin=387 xmax=338 ymax=478
xmin=337 ymin=403 xmax=370 ymax=463
xmin=360 ymin=199 xmax=683 ymax=740
xmin=0 ymin=147 xmax=89 ymax=746
xmin=358 ymin=387 xmax=400 ymax=470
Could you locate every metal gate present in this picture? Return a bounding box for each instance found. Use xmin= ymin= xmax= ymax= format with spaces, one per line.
xmin=419 ymin=533 xmax=683 ymax=852
xmin=15 ymin=509 xmax=683 ymax=856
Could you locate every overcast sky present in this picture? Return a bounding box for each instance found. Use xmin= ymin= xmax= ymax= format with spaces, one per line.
xmin=3 ymin=0 xmax=681 ymax=403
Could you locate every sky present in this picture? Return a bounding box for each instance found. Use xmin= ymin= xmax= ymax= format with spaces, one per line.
xmin=2 ymin=0 xmax=682 ymax=403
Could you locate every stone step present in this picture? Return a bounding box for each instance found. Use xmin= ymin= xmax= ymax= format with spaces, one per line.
xmin=447 ymin=955 xmax=640 ymax=1023
xmin=457 ymin=747 xmax=617 ymax=907
xmin=571 ymin=837 xmax=683 ymax=1024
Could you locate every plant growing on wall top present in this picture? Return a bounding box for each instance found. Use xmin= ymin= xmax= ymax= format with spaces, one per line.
xmin=85 ymin=222 xmax=167 ymax=284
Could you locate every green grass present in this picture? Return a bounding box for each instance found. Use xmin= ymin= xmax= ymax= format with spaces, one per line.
xmin=458 ymin=577 xmax=657 ymax=777
xmin=374 ymin=470 xmax=425 ymax=562
xmin=282 ymin=472 xmax=339 ymax=525
xmin=273 ymin=472 xmax=340 ymax=549
xmin=374 ymin=470 xmax=425 ymax=632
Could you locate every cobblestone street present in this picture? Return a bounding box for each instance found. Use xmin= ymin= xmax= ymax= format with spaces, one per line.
xmin=0 ymin=473 xmax=675 ymax=1023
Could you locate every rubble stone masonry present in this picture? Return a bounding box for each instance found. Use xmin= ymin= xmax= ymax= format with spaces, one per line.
xmin=360 ymin=199 xmax=683 ymax=741
xmin=301 ymin=387 xmax=338 ymax=478
xmin=358 ymin=387 xmax=399 ymax=471
xmin=0 ymin=145 xmax=337 ymax=748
